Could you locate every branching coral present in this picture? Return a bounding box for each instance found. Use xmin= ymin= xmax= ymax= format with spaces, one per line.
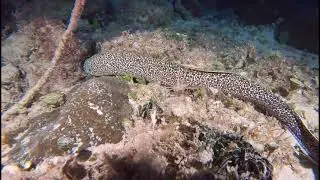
xmin=1 ymin=0 xmax=87 ymax=122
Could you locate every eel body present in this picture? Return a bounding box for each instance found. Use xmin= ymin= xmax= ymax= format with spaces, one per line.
xmin=84 ymin=51 xmax=319 ymax=164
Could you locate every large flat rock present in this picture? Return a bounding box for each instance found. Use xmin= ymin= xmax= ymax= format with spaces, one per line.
xmin=8 ymin=77 xmax=132 ymax=163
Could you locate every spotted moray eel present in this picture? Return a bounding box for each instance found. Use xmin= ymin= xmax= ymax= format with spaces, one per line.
xmin=84 ymin=51 xmax=319 ymax=165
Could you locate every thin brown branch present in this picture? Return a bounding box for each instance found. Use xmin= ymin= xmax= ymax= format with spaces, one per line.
xmin=1 ymin=0 xmax=87 ymax=121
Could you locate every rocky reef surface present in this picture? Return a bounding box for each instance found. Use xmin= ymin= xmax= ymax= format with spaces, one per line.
xmin=1 ymin=0 xmax=318 ymax=179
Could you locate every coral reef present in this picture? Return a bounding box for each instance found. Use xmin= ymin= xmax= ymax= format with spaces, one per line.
xmin=1 ymin=117 xmax=273 ymax=179
xmin=1 ymin=0 xmax=87 ymax=122
xmin=1 ymin=0 xmax=318 ymax=179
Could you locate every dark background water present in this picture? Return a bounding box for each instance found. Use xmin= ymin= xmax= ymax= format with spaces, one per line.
xmin=179 ymin=0 xmax=319 ymax=54
xmin=1 ymin=0 xmax=319 ymax=53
